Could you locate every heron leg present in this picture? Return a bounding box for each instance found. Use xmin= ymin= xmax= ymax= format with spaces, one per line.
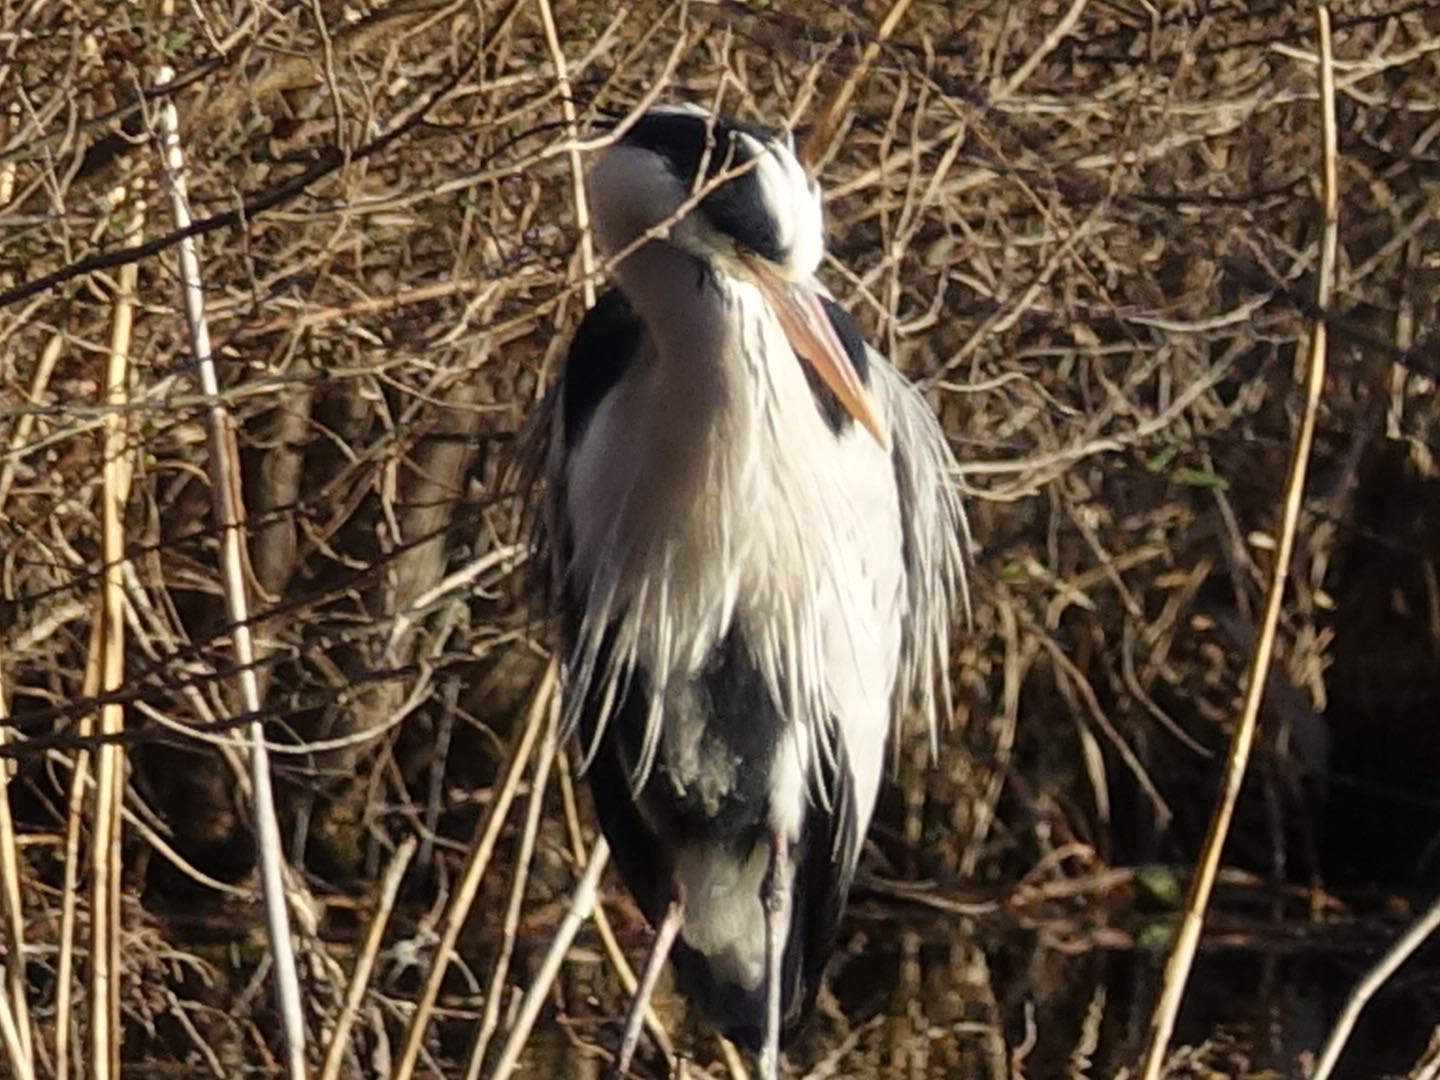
xmin=613 ymin=895 xmax=683 ymax=1078
xmin=758 ymin=830 xmax=791 ymax=1080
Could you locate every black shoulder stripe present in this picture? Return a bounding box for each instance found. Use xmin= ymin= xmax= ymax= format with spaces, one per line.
xmin=561 ymin=287 xmax=645 ymax=446
xmin=819 ymin=297 xmax=871 ymax=386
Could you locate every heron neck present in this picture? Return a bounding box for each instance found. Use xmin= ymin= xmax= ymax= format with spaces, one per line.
xmin=612 ymin=240 xmax=748 ymax=429
xmin=573 ymin=239 xmax=778 ymax=601
xmin=614 ymin=240 xmax=727 ymax=359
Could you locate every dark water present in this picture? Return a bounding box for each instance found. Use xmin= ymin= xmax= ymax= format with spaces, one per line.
xmin=807 ymin=904 xmax=1440 ymax=1080
xmin=513 ymin=898 xmax=1440 ymax=1078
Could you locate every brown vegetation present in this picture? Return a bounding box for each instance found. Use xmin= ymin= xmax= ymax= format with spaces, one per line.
xmin=2 ymin=1 xmax=1439 ymax=1076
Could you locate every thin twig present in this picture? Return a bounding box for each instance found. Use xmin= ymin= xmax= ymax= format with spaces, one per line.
xmin=1137 ymin=8 xmax=1340 ymax=1076
xmin=55 ymin=614 xmax=104 ymax=1080
xmin=532 ymin=6 xmax=676 ymax=1069
xmin=392 ymin=660 xmax=557 ymax=1080
xmin=0 ymin=332 xmax=63 ymax=513
xmin=800 ymin=0 xmax=914 ymax=169
xmin=0 ymin=32 xmax=479 ymax=312
xmin=1311 ymin=891 xmax=1440 ymax=1080
xmin=996 ymin=0 xmax=1090 ymax=99
xmin=317 ymin=836 xmax=417 ymax=1080
xmin=464 ymin=693 xmax=560 ymax=1077
xmin=489 ymin=836 xmax=611 ymax=1080
xmin=719 ymin=1036 xmax=751 ymax=1080
xmin=535 ymin=0 xmax=595 ymax=310
xmin=155 ymin=65 xmax=309 ymax=1079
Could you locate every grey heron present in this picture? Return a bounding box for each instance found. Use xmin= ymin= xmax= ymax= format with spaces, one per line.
xmin=537 ymin=104 xmax=968 ymax=1077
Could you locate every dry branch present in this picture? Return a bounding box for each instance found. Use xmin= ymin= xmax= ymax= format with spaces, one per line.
xmin=155 ymin=65 xmax=309 ymax=1078
xmin=89 ymin=188 xmax=144 ymax=1080
xmin=490 ymin=836 xmax=612 ymax=1080
xmin=1138 ymin=7 xmax=1341 ymax=1076
xmin=393 ymin=661 xmax=557 ymax=1080
xmin=317 ymin=835 xmax=416 ymax=1080
xmin=0 ymin=3 xmax=1436 ymax=1076
xmin=1312 ymin=889 xmax=1440 ymax=1080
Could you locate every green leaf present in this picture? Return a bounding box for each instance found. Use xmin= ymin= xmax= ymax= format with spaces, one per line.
xmin=1178 ymin=467 xmax=1227 ymax=490
xmin=1146 ymin=445 xmax=1178 ymax=472
xmin=1134 ymin=864 xmax=1185 ymax=907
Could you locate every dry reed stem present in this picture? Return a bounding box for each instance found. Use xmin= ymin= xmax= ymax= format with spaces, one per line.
xmin=464 ymin=700 xmax=559 ymax=1078
xmin=719 ymin=1036 xmax=750 ymax=1080
xmin=799 ymin=0 xmax=913 ymax=170
xmin=155 ymin=65 xmax=309 ymax=1078
xmin=89 ymin=189 xmax=144 ymax=1080
xmin=317 ymin=835 xmax=416 ymax=1080
xmin=0 ymin=637 xmax=33 ymax=1078
xmin=555 ymin=748 xmax=676 ymax=1065
xmin=0 ymin=103 xmax=30 ymax=1020
xmin=392 ymin=659 xmax=557 ymax=1080
xmin=1137 ymin=7 xmax=1340 ymax=1077
xmin=1407 ymin=1028 xmax=1440 ymax=1080
xmin=489 ymin=835 xmax=611 ymax=1080
xmin=0 ymin=972 xmax=31 ymax=1080
xmin=55 ymin=613 xmax=105 ymax=1080
xmin=536 ymin=0 xmax=595 ymax=311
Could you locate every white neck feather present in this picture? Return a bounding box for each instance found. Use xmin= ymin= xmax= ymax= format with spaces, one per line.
xmin=563 ymin=243 xmax=860 ymax=804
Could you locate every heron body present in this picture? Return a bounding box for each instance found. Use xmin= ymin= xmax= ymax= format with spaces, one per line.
xmin=541 ymin=105 xmax=966 ymax=1071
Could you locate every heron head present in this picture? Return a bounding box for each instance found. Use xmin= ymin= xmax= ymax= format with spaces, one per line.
xmin=585 ymin=105 xmax=888 ymax=449
xmin=586 ymin=104 xmax=824 ymax=282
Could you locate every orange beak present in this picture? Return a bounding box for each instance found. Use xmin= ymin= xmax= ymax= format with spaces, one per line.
xmin=742 ymin=255 xmax=889 ymax=451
